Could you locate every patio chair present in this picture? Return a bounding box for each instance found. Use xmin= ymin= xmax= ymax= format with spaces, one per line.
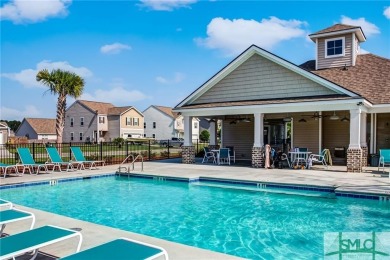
xmin=0 ymin=163 xmax=21 ymax=178
xmin=308 ymin=149 xmax=331 ymax=169
xmin=61 ymin=237 xmax=168 ymax=260
xmin=293 ymin=148 xmax=309 ymax=168
xmin=218 ymin=148 xmax=230 ymax=165
xmin=0 ymin=225 xmax=82 ymax=260
xmin=70 ymin=147 xmax=105 ymax=170
xmin=0 ymin=199 xmax=13 ymax=209
xmin=202 ymin=147 xmax=216 ymax=164
xmin=225 ymin=146 xmax=235 ymax=164
xmin=0 ymin=208 xmax=35 ymax=236
xmin=378 ymin=149 xmax=390 ymax=174
xmin=16 ymin=147 xmax=52 ymax=175
xmin=280 ymin=153 xmax=291 ymax=168
xmin=46 ymin=147 xmax=80 ymax=172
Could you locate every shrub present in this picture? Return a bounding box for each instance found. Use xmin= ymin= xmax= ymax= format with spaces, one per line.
xmin=113 ymin=137 xmax=125 ymax=147
xmin=200 ymin=130 xmax=210 ymax=142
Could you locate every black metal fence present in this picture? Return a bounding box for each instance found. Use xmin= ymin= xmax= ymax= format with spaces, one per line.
xmin=0 ymin=140 xmax=210 ymax=165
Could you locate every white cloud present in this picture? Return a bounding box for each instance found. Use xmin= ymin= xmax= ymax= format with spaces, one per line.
xmin=156 ymin=72 xmax=185 ymax=84
xmin=0 ymin=105 xmax=41 ymax=121
xmin=139 ymin=0 xmax=196 ymax=11
xmin=359 ymin=48 xmax=370 ymax=54
xmin=1 ymin=60 xmax=93 ymax=88
xmin=196 ymin=16 xmax=307 ymax=56
xmin=80 ymin=87 xmax=149 ymax=104
xmin=100 ymin=43 xmax=132 ymax=54
xmin=384 ymin=7 xmax=390 ymax=19
xmin=340 ymin=16 xmax=380 ymax=36
xmin=0 ymin=0 xmax=71 ymax=24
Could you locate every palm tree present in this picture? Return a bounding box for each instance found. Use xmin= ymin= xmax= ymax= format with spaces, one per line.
xmin=36 ymin=69 xmax=85 ymax=144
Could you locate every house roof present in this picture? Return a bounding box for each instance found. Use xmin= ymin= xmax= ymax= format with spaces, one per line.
xmin=154 ymin=106 xmax=179 ymax=118
xmin=300 ymin=54 xmax=390 ymax=104
xmin=78 ymin=100 xmax=115 ymax=114
xmin=180 ymin=96 xmax=354 ymax=110
xmin=308 ymin=24 xmax=366 ymax=42
xmin=0 ymin=122 xmax=8 ymax=127
xmin=25 ymin=118 xmax=56 ymax=134
xmin=107 ymin=106 xmax=132 ymax=115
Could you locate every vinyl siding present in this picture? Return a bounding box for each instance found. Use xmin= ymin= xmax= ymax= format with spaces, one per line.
xmin=0 ymin=129 xmax=8 ymax=144
xmin=376 ymin=113 xmax=390 ymax=152
xmin=106 ymin=115 xmax=120 ymax=140
xmin=292 ymin=115 xmax=319 ymax=153
xmin=63 ymin=102 xmax=97 ymax=142
xmin=322 ymin=112 xmax=350 ymax=158
xmin=192 ymin=54 xmax=337 ymax=104
xmin=143 ymin=107 xmax=175 ymax=140
xmin=222 ymin=120 xmax=254 ymax=160
xmin=317 ymin=33 xmax=353 ymax=69
xmin=15 ymin=121 xmax=38 ymax=139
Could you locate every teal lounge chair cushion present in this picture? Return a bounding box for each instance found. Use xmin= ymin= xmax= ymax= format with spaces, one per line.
xmin=17 ymin=147 xmax=36 ymax=165
xmin=62 ymin=239 xmax=164 ymax=260
xmin=0 ymin=209 xmax=32 ymax=224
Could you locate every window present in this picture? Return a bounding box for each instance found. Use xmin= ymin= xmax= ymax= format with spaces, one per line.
xmin=126 ymin=117 xmax=131 ymax=126
xmin=99 ymin=116 xmax=105 ymax=124
xmin=325 ymin=37 xmax=344 ymax=58
xmin=70 ymin=132 xmax=74 ymax=141
xmin=70 ymin=117 xmax=74 ymax=127
xmin=153 ymin=122 xmax=156 ymax=129
xmin=152 ymin=134 xmax=155 ymax=138
xmin=144 ymin=122 xmax=146 ymax=129
xmin=79 ymin=132 xmax=83 ymax=141
xmin=133 ymin=117 xmax=139 ymax=126
xmin=80 ymin=117 xmax=84 ymax=126
xmin=194 ymin=122 xmax=198 ymax=129
xmin=143 ymin=134 xmax=146 ymax=137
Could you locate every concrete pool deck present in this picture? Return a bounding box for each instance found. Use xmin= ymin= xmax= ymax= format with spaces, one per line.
xmin=1 ymin=159 xmax=389 ymax=259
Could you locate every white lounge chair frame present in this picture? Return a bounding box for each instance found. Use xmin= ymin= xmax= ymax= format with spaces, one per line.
xmin=0 ymin=208 xmax=36 ymax=236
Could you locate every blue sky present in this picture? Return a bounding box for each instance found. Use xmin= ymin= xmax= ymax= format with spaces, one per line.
xmin=1 ymin=0 xmax=390 ymax=121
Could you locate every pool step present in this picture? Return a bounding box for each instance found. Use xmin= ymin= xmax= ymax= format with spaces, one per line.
xmin=191 ymin=181 xmax=336 ymax=199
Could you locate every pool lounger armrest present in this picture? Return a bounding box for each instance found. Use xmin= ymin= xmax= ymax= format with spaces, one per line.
xmin=0 ymin=225 xmax=83 ymax=260
xmin=0 ymin=208 xmax=36 ymax=235
xmin=61 ymin=237 xmax=168 ymax=260
xmin=0 ymin=199 xmax=13 ymax=209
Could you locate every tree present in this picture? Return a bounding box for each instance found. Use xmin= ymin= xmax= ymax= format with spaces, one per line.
xmin=36 ymin=69 xmax=85 ymax=144
xmin=199 ymin=130 xmax=210 ymax=142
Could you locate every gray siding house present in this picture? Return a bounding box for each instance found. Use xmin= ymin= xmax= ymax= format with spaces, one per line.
xmin=15 ymin=118 xmax=57 ymax=141
xmin=174 ymin=24 xmax=390 ymax=172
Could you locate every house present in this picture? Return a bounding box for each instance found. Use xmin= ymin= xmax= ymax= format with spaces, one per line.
xmin=174 ymin=24 xmax=390 ymax=172
xmin=0 ymin=122 xmax=11 ymax=144
xmin=143 ymin=105 xmax=200 ymax=141
xmin=63 ymin=100 xmax=144 ymax=143
xmin=15 ymin=118 xmax=57 ymax=141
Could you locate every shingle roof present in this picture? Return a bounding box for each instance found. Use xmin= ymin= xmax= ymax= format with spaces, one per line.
xmin=107 ymin=106 xmax=132 ymax=115
xmin=300 ymin=54 xmax=390 ymax=104
xmin=25 ymin=118 xmax=56 ymax=134
xmin=180 ymin=96 xmax=354 ymax=110
xmin=309 ymin=24 xmax=360 ymax=36
xmin=154 ymin=106 xmax=179 ymax=118
xmin=78 ymin=100 xmax=114 ymax=114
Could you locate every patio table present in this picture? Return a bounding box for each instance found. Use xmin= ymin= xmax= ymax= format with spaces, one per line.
xmin=288 ymin=151 xmax=312 ymax=169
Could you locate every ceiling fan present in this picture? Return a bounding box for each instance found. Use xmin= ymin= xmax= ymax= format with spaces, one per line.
xmin=300 ymin=112 xmax=328 ymax=119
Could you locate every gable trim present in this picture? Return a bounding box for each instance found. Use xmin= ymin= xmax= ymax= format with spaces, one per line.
xmin=176 ymin=45 xmax=359 ymax=108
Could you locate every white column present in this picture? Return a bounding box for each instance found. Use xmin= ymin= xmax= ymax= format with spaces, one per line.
xmin=373 ymin=114 xmax=377 ymax=153
xmin=360 ymin=112 xmax=367 ymax=147
xmin=253 ymin=113 xmax=264 ymax=147
xmin=183 ymin=115 xmax=193 ymax=146
xmin=349 ymin=109 xmax=361 ymax=149
xmin=319 ymin=112 xmax=322 ymax=153
xmin=209 ymin=120 xmax=217 ymax=146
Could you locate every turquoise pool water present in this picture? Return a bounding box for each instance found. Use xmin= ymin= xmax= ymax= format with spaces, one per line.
xmin=1 ymin=176 xmax=389 ymax=259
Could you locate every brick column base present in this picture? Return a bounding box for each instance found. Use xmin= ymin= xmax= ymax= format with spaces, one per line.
xmin=252 ymin=147 xmax=264 ymax=168
xmin=182 ymin=146 xmax=195 ymax=164
xmin=361 ymin=146 xmax=368 ymax=168
xmin=347 ymin=148 xmax=363 ymax=172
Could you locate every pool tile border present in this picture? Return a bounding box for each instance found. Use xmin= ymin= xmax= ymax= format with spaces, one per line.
xmin=1 ymin=172 xmax=389 ymax=201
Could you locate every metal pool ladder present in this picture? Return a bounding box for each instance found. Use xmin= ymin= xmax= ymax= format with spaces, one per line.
xmin=118 ymin=154 xmax=144 ymax=173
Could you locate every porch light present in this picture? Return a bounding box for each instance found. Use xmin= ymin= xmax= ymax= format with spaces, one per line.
xmin=241 ymin=118 xmax=251 ymax=123
xmin=283 ymin=117 xmax=292 ymax=122
xmin=329 ymin=111 xmax=340 ymax=120
xmin=341 ymin=116 xmax=350 ymax=122
xmin=298 ymin=118 xmax=307 ymax=123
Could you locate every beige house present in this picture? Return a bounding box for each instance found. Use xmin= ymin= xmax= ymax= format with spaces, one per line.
xmin=63 ymin=100 xmax=144 ymax=142
xmin=174 ymin=24 xmax=390 ymax=172
xmin=0 ymin=122 xmax=11 ymax=144
xmin=15 ymin=118 xmax=57 ymax=141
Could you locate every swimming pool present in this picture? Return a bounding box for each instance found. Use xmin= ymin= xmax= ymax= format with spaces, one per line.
xmin=1 ymin=176 xmax=389 ymax=259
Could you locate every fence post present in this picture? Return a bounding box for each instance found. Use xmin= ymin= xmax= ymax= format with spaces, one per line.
xmin=126 ymin=141 xmax=129 ymax=157
xmin=69 ymin=142 xmax=72 ymax=160
xmin=196 ymin=139 xmax=199 ymax=155
xmin=100 ymin=142 xmax=103 ymax=161
xmin=167 ymin=140 xmax=170 ymax=159
xmin=32 ymin=142 xmax=35 ymax=160
xmin=148 ymin=140 xmax=151 ymax=161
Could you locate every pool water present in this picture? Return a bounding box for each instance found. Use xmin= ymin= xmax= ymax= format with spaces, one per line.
xmin=1 ymin=176 xmax=389 ymax=259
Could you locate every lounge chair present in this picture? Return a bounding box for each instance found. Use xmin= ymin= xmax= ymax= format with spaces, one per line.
xmin=378 ymin=149 xmax=390 ymax=174
xmin=16 ymin=147 xmax=52 ymax=175
xmin=62 ymin=237 xmax=168 ymax=260
xmin=0 ymin=199 xmax=13 ymax=209
xmin=218 ymin=148 xmax=230 ymax=165
xmin=70 ymin=147 xmax=105 ymax=170
xmin=225 ymin=146 xmax=235 ymax=164
xmin=308 ymin=149 xmax=331 ymax=169
xmin=46 ymin=147 xmax=80 ymax=172
xmin=0 ymin=208 xmax=35 ymax=236
xmin=0 ymin=225 xmax=82 ymax=260
xmin=0 ymin=163 xmax=21 ymax=178
xmin=202 ymin=147 xmax=216 ymax=164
